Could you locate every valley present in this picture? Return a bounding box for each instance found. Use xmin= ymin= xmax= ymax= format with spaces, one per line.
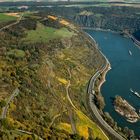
xmin=0 ymin=1 xmax=140 ymax=139
xmin=0 ymin=12 xmax=108 ymax=139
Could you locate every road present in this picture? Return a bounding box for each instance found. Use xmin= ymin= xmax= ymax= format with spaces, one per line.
xmin=1 ymin=88 xmax=19 ymax=119
xmin=87 ymin=34 xmax=126 ymax=140
xmin=66 ymin=68 xmax=77 ymax=134
xmin=0 ymin=15 xmax=22 ymax=119
xmin=0 ymin=14 xmax=22 ymax=32
xmin=66 ymin=68 xmax=109 ymax=139
xmin=66 ymin=80 xmax=76 ymax=110
xmin=66 ymin=81 xmax=77 ymax=133
xmin=17 ymin=129 xmax=43 ymax=140
xmin=1 ymin=88 xmax=44 ymax=139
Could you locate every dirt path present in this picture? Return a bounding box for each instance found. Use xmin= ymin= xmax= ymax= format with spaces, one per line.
xmin=0 ymin=14 xmax=22 ymax=32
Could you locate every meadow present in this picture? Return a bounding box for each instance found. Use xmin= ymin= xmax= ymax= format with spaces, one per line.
xmin=0 ymin=13 xmax=17 ymax=23
xmin=25 ymin=23 xmax=75 ymax=43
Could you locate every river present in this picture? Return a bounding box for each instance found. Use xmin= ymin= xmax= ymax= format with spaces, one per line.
xmin=133 ymin=30 xmax=140 ymax=41
xmin=86 ymin=29 xmax=140 ymax=137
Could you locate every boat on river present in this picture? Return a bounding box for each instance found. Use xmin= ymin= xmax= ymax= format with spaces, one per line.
xmin=130 ymin=88 xmax=140 ymax=98
xmin=129 ymin=50 xmax=132 ymax=55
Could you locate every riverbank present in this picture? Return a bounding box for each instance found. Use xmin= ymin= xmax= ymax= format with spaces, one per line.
xmin=85 ymin=30 xmax=112 ymax=95
xmin=98 ymin=62 xmax=111 ymax=94
xmin=85 ymin=31 xmax=126 ymax=140
xmin=86 ymin=29 xmax=140 ymax=138
xmin=82 ymin=27 xmax=120 ymax=34
xmin=83 ymin=27 xmax=140 ymax=48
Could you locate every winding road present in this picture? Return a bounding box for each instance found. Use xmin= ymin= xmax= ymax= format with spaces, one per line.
xmin=1 ymin=88 xmax=19 ymax=119
xmin=87 ymin=34 xmax=126 ymax=140
xmin=0 ymin=13 xmax=23 ymax=119
xmin=17 ymin=129 xmax=43 ymax=140
xmin=0 ymin=14 xmax=23 ymax=32
xmin=66 ymin=68 xmax=109 ymax=139
xmin=66 ymin=68 xmax=77 ymax=134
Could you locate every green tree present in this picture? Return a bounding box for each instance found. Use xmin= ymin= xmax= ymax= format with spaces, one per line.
xmin=95 ymin=94 xmax=105 ymax=110
xmin=0 ymin=100 xmax=6 ymax=108
xmin=0 ymin=118 xmax=9 ymax=129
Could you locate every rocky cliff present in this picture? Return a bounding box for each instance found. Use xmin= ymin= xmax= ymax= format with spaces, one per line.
xmin=37 ymin=5 xmax=140 ymax=33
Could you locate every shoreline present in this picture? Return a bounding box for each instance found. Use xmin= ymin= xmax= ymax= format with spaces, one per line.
xmin=82 ymin=27 xmax=120 ymax=34
xmin=97 ymin=62 xmax=111 ymax=93
xmin=114 ymin=96 xmax=140 ymax=123
xmin=85 ymin=31 xmax=112 ymax=93
xmin=126 ymin=33 xmax=140 ymax=48
xmin=85 ymin=32 xmax=125 ymax=139
xmin=85 ymin=27 xmax=140 ymax=139
xmin=83 ymin=27 xmax=140 ymax=48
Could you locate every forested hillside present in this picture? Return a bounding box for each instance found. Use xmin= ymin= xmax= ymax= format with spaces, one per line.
xmin=0 ymin=13 xmax=106 ymax=139
xmin=35 ymin=5 xmax=140 ymax=33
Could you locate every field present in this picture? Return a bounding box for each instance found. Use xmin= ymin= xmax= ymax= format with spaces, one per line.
xmin=25 ymin=23 xmax=75 ymax=43
xmin=0 ymin=13 xmax=17 ymax=23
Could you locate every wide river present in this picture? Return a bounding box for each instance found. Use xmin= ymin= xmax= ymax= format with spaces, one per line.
xmin=86 ymin=29 xmax=140 ymax=136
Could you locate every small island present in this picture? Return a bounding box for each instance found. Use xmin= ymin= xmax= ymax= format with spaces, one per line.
xmin=114 ymin=96 xmax=140 ymax=123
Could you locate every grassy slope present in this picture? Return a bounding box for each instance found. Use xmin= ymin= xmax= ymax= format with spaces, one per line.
xmin=25 ymin=22 xmax=75 ymax=43
xmin=0 ymin=13 xmax=17 ymax=23
xmin=0 ymin=15 xmax=107 ymax=139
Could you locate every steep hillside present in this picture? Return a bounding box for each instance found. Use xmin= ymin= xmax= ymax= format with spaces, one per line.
xmin=0 ymin=13 xmax=107 ymax=139
xmin=36 ymin=4 xmax=140 ymax=33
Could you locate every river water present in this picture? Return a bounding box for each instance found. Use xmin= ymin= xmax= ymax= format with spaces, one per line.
xmin=86 ymin=29 xmax=140 ymax=136
xmin=133 ymin=30 xmax=140 ymax=41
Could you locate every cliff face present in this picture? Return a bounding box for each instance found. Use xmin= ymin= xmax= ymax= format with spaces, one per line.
xmin=74 ymin=14 xmax=140 ymax=33
xmin=38 ymin=5 xmax=140 ymax=33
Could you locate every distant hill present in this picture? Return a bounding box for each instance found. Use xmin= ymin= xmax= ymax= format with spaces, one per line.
xmin=0 ymin=0 xmax=140 ymax=3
